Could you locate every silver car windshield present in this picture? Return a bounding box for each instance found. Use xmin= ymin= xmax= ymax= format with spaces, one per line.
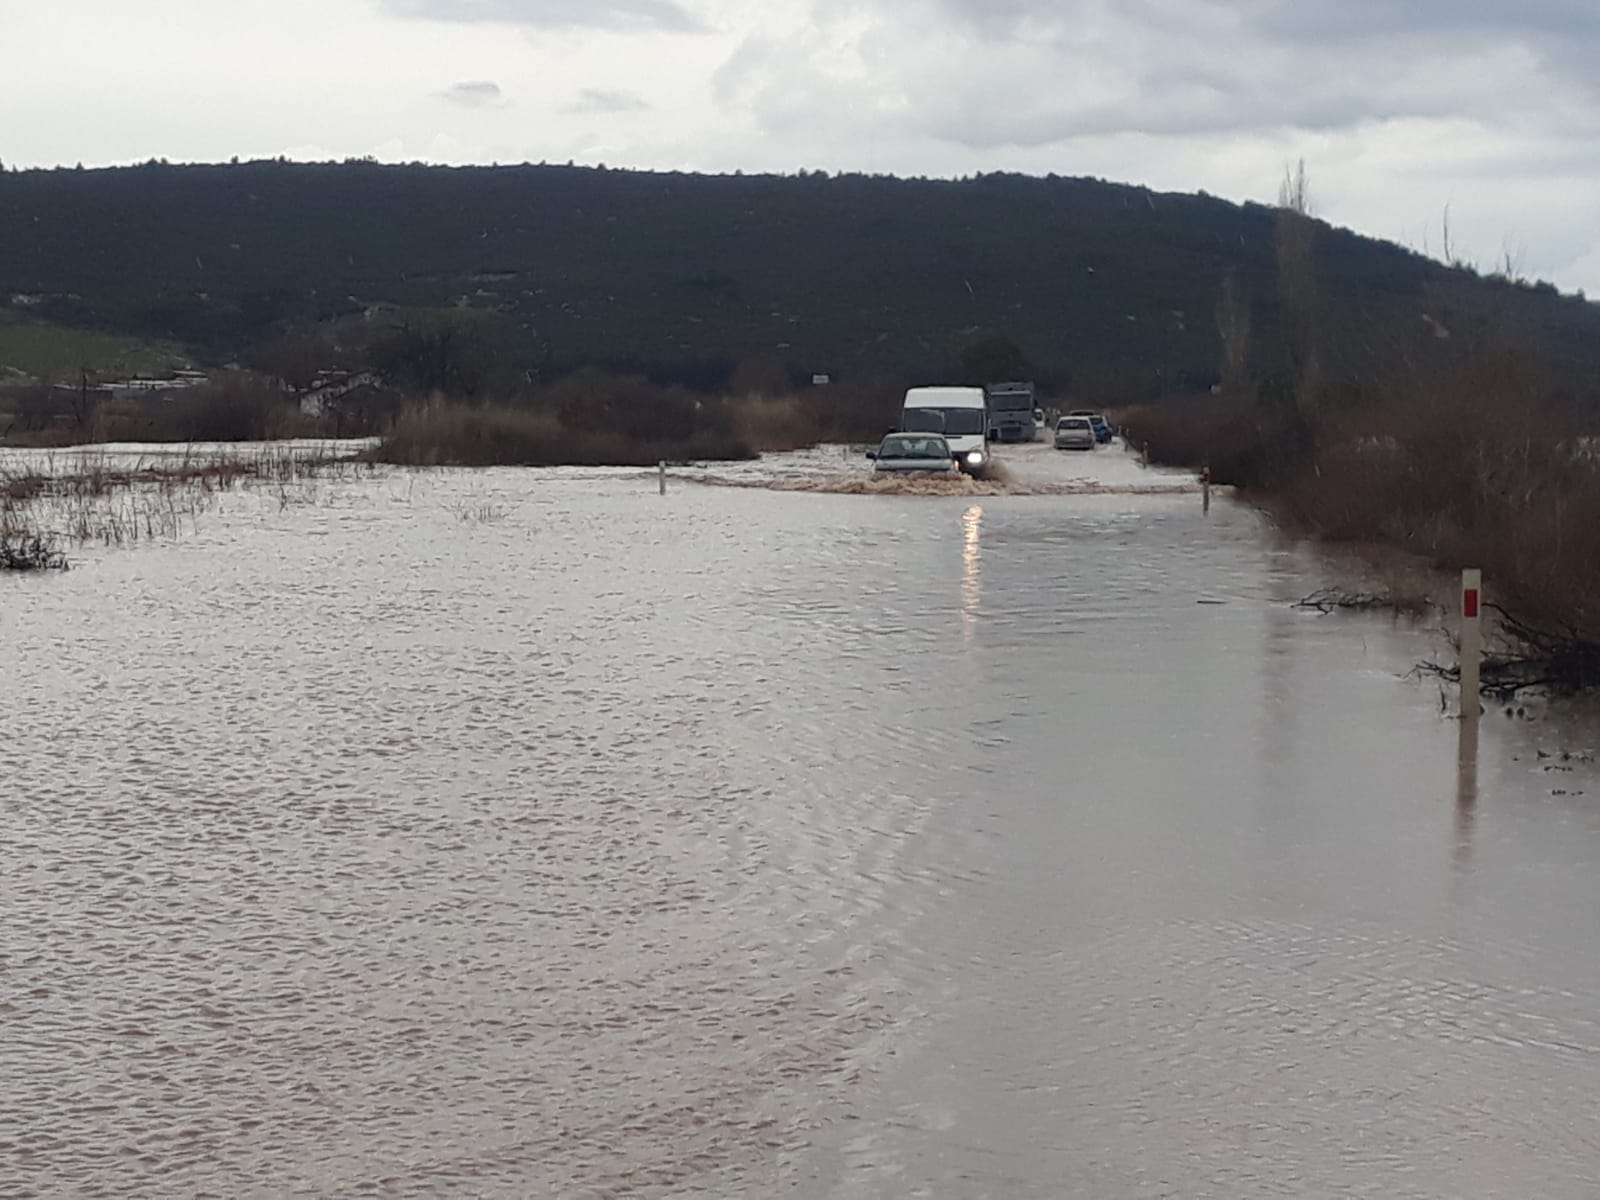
xmin=880 ymin=436 xmax=949 ymax=458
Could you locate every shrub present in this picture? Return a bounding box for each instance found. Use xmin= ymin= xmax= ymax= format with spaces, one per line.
xmin=730 ymin=382 xmax=902 ymax=450
xmin=373 ymin=400 xmax=753 ymax=467
xmin=1127 ymin=352 xmax=1600 ymax=657
xmin=373 ymin=369 xmax=904 ymax=466
xmin=1118 ymin=393 xmax=1311 ymax=490
xmin=86 ymin=374 xmax=311 ymax=443
xmin=0 ymin=534 xmax=67 ymax=571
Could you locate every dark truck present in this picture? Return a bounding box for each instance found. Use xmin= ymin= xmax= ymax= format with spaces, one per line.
xmin=984 ymin=381 xmax=1038 ymax=442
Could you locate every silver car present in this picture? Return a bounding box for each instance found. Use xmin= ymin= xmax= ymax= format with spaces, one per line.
xmin=867 ymin=432 xmax=958 ymax=473
xmin=1054 ymin=416 xmax=1096 ymax=450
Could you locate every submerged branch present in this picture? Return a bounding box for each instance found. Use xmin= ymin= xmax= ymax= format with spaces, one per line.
xmin=1294 ymin=586 xmax=1433 ymax=618
xmin=1415 ymin=606 xmax=1600 ymax=699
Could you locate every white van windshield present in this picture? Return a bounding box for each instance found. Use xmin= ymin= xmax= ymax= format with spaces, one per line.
xmin=905 ymin=407 xmax=983 ymax=436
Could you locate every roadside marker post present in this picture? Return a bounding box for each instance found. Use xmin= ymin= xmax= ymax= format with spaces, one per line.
xmin=659 ymin=460 xmax=667 ymax=496
xmin=1201 ymin=466 xmax=1212 ymax=514
xmin=1460 ymin=569 xmax=1482 ymax=719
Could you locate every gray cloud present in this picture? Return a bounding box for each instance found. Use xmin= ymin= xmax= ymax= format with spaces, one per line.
xmin=925 ymin=0 xmax=1600 ymax=44
xmin=927 ymin=0 xmax=1600 ymax=104
xmin=1246 ymin=0 xmax=1600 ymax=43
xmin=719 ymin=0 xmax=1600 ymax=149
xmin=440 ymin=80 xmax=509 ymax=108
xmin=381 ymin=0 xmax=702 ymax=32
xmin=563 ymin=88 xmax=652 ymax=114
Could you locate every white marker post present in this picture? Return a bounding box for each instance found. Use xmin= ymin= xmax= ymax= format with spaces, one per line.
xmin=1201 ymin=466 xmax=1212 ymax=514
xmin=659 ymin=460 xmax=667 ymax=496
xmin=1460 ymin=568 xmax=1482 ymax=719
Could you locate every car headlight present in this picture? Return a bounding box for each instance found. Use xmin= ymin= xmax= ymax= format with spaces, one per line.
xmin=966 ymin=451 xmax=985 ymax=465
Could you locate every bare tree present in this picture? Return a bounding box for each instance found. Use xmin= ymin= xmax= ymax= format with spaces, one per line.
xmin=69 ymin=367 xmax=97 ymax=434
xmin=1274 ymin=158 xmax=1319 ymax=409
xmin=1496 ymin=237 xmax=1527 ymax=284
xmin=1278 ymin=158 xmax=1313 ymax=218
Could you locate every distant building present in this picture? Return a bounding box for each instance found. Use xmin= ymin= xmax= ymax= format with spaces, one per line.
xmin=51 ymin=370 xmax=209 ymax=402
xmin=297 ymin=370 xmax=380 ymax=416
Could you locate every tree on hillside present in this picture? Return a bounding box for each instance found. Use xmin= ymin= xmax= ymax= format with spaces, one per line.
xmin=958 ymin=330 xmax=1032 ymax=385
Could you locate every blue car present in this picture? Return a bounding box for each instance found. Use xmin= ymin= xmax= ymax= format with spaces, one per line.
xmin=1069 ymin=411 xmax=1115 ymax=444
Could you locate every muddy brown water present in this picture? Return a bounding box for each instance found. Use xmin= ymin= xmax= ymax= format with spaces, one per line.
xmin=4 ymin=440 xmax=1600 ymax=1197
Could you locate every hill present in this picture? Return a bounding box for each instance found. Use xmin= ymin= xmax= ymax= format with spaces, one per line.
xmin=2 ymin=161 xmax=1596 ymax=392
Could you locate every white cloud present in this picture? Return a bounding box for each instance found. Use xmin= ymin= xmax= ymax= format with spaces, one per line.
xmin=440 ymin=80 xmax=510 ymax=108
xmin=379 ymin=0 xmax=704 ymax=32
xmin=563 ymin=88 xmax=652 ymax=114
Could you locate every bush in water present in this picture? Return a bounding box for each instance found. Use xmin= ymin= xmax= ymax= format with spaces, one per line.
xmin=0 ymin=535 xmax=68 ymax=572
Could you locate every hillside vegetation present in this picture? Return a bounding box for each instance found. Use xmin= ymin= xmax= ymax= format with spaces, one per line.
xmin=2 ymin=161 xmax=1597 ymax=393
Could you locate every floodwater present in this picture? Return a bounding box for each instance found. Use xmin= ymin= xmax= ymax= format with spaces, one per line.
xmin=4 ymin=438 xmax=1600 ymax=1198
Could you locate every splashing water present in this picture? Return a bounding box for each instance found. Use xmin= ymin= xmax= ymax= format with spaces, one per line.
xmin=676 ymin=440 xmax=1207 ymax=497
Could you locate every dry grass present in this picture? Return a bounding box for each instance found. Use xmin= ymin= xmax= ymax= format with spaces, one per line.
xmin=0 ymin=446 xmax=367 ymax=557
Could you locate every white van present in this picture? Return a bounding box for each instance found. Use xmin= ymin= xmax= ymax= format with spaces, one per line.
xmin=900 ymin=387 xmax=990 ymax=476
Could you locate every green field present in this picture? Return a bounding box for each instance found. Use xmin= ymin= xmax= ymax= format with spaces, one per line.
xmin=0 ymin=316 xmax=189 ymax=381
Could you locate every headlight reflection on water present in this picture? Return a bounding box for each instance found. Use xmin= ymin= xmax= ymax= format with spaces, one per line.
xmin=961 ymin=504 xmax=983 ymax=641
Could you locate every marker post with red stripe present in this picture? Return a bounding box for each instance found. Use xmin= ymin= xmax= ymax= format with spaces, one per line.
xmin=1460 ymin=569 xmax=1482 ymax=718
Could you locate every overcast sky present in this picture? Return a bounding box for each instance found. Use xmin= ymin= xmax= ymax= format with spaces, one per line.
xmin=4 ymin=0 xmax=1598 ymax=294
